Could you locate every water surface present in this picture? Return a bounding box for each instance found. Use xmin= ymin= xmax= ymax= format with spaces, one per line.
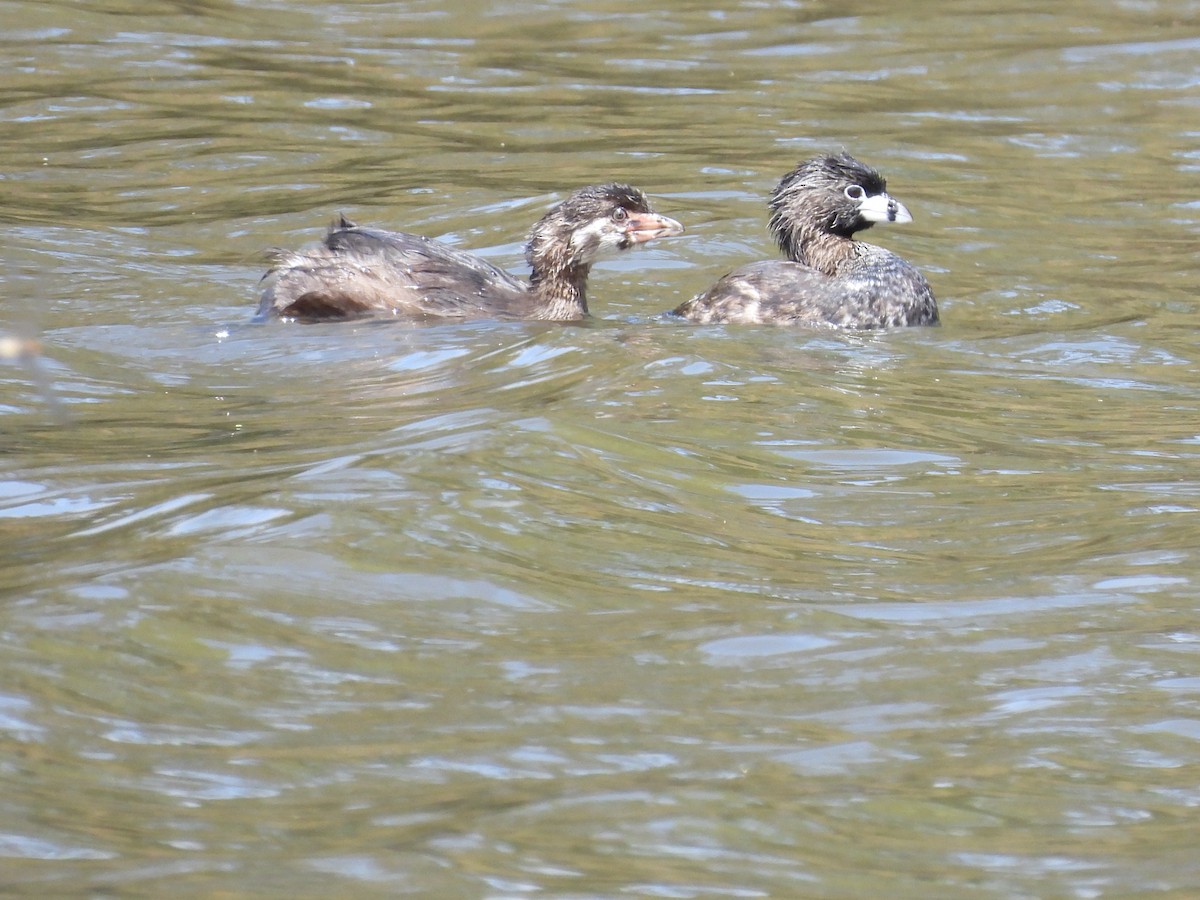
xmin=3 ymin=1 xmax=1200 ymax=896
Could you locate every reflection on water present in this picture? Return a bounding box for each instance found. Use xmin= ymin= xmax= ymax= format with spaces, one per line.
xmin=3 ymin=0 xmax=1200 ymax=895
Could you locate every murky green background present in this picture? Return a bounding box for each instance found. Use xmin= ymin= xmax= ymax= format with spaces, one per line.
xmin=4 ymin=0 xmax=1200 ymax=895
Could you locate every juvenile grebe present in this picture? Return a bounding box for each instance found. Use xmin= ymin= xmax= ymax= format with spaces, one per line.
xmin=673 ymin=153 xmax=937 ymax=328
xmin=258 ymin=183 xmax=683 ymax=322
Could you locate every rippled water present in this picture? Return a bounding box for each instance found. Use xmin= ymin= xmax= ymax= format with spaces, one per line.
xmin=4 ymin=0 xmax=1200 ymax=895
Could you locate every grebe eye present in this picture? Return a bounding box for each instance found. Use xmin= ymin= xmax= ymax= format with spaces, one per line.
xmin=844 ymin=185 xmax=866 ymax=200
xmin=612 ymin=207 xmax=629 ymax=222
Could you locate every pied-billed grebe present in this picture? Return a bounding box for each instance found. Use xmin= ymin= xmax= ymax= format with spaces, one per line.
xmin=673 ymin=153 xmax=937 ymax=328
xmin=257 ymin=183 xmax=684 ymax=322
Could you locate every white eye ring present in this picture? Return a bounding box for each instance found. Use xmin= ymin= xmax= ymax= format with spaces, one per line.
xmin=844 ymin=185 xmax=866 ymax=201
xmin=612 ymin=207 xmax=629 ymax=222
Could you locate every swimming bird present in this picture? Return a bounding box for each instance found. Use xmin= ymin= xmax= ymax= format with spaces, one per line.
xmin=673 ymin=153 xmax=937 ymax=328
xmin=258 ymin=183 xmax=684 ymax=322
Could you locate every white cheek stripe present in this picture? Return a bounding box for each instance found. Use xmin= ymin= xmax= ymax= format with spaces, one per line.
xmin=569 ymin=219 xmax=621 ymax=260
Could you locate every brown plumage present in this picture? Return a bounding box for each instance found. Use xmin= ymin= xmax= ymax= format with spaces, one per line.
xmin=257 ymin=184 xmax=683 ymax=322
xmin=674 ymin=153 xmax=937 ymax=328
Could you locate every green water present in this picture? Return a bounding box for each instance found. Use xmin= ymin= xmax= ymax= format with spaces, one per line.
xmin=3 ymin=1 xmax=1200 ymax=895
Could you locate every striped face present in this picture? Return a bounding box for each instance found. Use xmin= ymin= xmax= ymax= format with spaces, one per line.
xmin=567 ymin=202 xmax=685 ymax=262
xmin=528 ymin=183 xmax=684 ymax=270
